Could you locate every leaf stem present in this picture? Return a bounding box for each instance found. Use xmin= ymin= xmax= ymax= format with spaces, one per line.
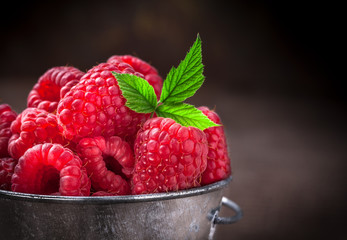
xmin=150 ymin=101 xmax=162 ymax=118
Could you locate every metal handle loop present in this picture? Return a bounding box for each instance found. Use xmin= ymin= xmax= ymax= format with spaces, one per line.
xmin=213 ymin=197 xmax=243 ymax=224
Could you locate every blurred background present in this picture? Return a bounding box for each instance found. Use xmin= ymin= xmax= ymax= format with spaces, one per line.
xmin=0 ymin=0 xmax=345 ymax=239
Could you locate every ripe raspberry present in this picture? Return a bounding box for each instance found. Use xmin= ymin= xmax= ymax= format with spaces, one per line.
xmin=27 ymin=66 xmax=84 ymax=113
xmin=92 ymin=191 xmax=115 ymax=196
xmin=0 ymin=104 xmax=17 ymax=157
xmin=8 ymin=107 xmax=68 ymax=159
xmin=11 ymin=143 xmax=91 ymax=196
xmin=198 ymin=106 xmax=231 ymax=185
xmin=107 ymin=55 xmax=163 ymax=98
xmin=77 ymin=136 xmax=131 ymax=195
xmin=57 ymin=62 xmax=150 ymax=144
xmin=0 ymin=157 xmax=17 ymax=190
xmin=132 ymin=117 xmax=208 ymax=195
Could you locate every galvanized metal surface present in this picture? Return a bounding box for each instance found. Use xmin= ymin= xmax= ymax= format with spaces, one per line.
xmin=0 ymin=176 xmax=241 ymax=240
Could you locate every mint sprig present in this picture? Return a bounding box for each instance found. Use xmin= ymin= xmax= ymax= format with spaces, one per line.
xmin=112 ymin=34 xmax=219 ymax=131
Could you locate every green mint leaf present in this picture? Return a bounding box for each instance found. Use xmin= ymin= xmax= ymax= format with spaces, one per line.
xmin=159 ymin=34 xmax=204 ymax=104
xmin=155 ymin=102 xmax=220 ymax=131
xmin=112 ymin=72 xmax=158 ymax=113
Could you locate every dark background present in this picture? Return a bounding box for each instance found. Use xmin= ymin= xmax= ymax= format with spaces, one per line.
xmin=1 ymin=1 xmax=345 ymax=239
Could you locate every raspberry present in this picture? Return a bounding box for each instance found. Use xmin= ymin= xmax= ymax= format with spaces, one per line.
xmin=0 ymin=157 xmax=17 ymax=190
xmin=101 ymin=136 xmax=135 ymax=178
xmin=198 ymin=106 xmax=231 ymax=185
xmin=77 ymin=136 xmax=131 ymax=195
xmin=92 ymin=191 xmax=115 ymax=196
xmin=57 ymin=62 xmax=150 ymax=144
xmin=131 ymin=117 xmax=208 ymax=194
xmin=8 ymin=107 xmax=68 ymax=159
xmin=27 ymin=66 xmax=84 ymax=113
xmin=107 ymin=55 xmax=163 ymax=98
xmin=0 ymin=104 xmax=17 ymax=157
xmin=11 ymin=143 xmax=91 ymax=196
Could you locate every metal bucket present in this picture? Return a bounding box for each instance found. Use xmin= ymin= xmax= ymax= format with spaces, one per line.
xmin=0 ymin=176 xmax=242 ymax=240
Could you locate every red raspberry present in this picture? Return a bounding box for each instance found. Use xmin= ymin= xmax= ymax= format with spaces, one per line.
xmin=132 ymin=117 xmax=208 ymax=195
xmin=57 ymin=62 xmax=150 ymax=144
xmin=107 ymin=55 xmax=163 ymax=98
xmin=198 ymin=106 xmax=231 ymax=185
xmin=8 ymin=108 xmax=68 ymax=159
xmin=27 ymin=66 xmax=84 ymax=113
xmin=11 ymin=143 xmax=91 ymax=196
xmin=77 ymin=136 xmax=131 ymax=195
xmin=0 ymin=157 xmax=17 ymax=190
xmin=0 ymin=104 xmax=17 ymax=157
xmin=92 ymin=191 xmax=115 ymax=196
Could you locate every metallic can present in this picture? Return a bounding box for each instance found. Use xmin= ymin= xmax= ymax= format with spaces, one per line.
xmin=0 ymin=176 xmax=242 ymax=240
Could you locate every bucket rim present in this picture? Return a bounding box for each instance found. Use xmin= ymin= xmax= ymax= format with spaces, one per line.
xmin=0 ymin=176 xmax=232 ymax=204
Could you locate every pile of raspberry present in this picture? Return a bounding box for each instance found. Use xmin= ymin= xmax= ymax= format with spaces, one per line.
xmin=0 ymin=55 xmax=231 ymax=196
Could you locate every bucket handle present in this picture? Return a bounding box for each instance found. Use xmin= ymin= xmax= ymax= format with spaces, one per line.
xmin=209 ymin=197 xmax=243 ymax=225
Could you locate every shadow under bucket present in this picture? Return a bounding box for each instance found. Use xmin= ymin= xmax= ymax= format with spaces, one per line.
xmin=0 ymin=176 xmax=242 ymax=240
